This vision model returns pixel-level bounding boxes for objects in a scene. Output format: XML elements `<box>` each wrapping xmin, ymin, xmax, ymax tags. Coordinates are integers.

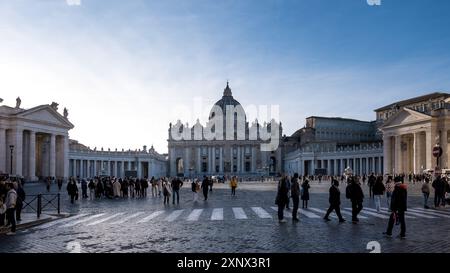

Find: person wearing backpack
<box><xmin>346</xmin><ymin>176</ymin><xmax>364</xmax><ymax>224</ymax></box>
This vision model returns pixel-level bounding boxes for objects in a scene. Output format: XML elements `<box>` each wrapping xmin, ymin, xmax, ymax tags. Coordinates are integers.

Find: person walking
<box><xmin>275</xmin><ymin>175</ymin><xmax>289</xmax><ymax>223</ymax></box>
<box><xmin>67</xmin><ymin>179</ymin><xmax>79</xmax><ymax>204</ymax></box>
<box><xmin>5</xmin><ymin>183</ymin><xmax>17</xmax><ymax>235</ymax></box>
<box><xmin>230</xmin><ymin>176</ymin><xmax>238</xmax><ymax>196</ymax></box>
<box><xmin>162</xmin><ymin>181</ymin><xmax>171</xmax><ymax>205</ymax></box>
<box><xmin>57</xmin><ymin>178</ymin><xmax>63</xmax><ymax>192</ymax></box>
<box><xmin>432</xmin><ymin>175</ymin><xmax>445</xmax><ymax>208</ymax></box>
<box><xmin>171</xmin><ymin>177</ymin><xmax>183</xmax><ymax>205</ymax></box>
<box><xmin>201</xmin><ymin>176</ymin><xmax>209</xmax><ymax>201</ymax></box>
<box><xmin>15</xmin><ymin>182</ymin><xmax>25</xmax><ymax>222</ymax></box>
<box><xmin>81</xmin><ymin>179</ymin><xmax>88</xmax><ymax>199</ymax></box>
<box><xmin>209</xmin><ymin>177</ymin><xmax>213</xmax><ymax>192</ymax></box>
<box><xmin>384</xmin><ymin>180</ymin><xmax>407</xmax><ymax>239</ymax></box>
<box><xmin>151</xmin><ymin>177</ymin><xmax>157</xmax><ymax>197</ymax></box>
<box><xmin>290</xmin><ymin>173</ymin><xmax>301</xmax><ymax>222</ymax></box>
<box><xmin>46</xmin><ymin>177</ymin><xmax>51</xmax><ymax>193</ymax></box>
<box><xmin>346</xmin><ymin>176</ymin><xmax>364</xmax><ymax>224</ymax></box>
<box><xmin>191</xmin><ymin>179</ymin><xmax>199</xmax><ymax>202</ymax></box>
<box><xmin>373</xmin><ymin>176</ymin><xmax>386</xmax><ymax>212</ymax></box>
<box><xmin>157</xmin><ymin>178</ymin><xmax>162</xmax><ymax>196</ymax></box>
<box><xmin>324</xmin><ymin>179</ymin><xmax>345</xmax><ymax>223</ymax></box>
<box><xmin>88</xmin><ymin>179</ymin><xmax>95</xmax><ymax>200</ymax></box>
<box><xmin>113</xmin><ymin>179</ymin><xmax>121</xmax><ymax>198</ymax></box>
<box><xmin>285</xmin><ymin>176</ymin><xmax>291</xmax><ymax>210</ymax></box>
<box><xmin>422</xmin><ymin>179</ymin><xmax>431</xmax><ymax>209</ymax></box>
<box><xmin>301</xmin><ymin>179</ymin><xmax>310</xmax><ymax>209</ymax></box>
<box><xmin>368</xmin><ymin>173</ymin><xmax>376</xmax><ymax>199</ymax></box>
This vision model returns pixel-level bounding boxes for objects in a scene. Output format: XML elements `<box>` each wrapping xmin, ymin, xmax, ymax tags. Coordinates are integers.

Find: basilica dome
<box><xmin>209</xmin><ymin>82</ymin><xmax>243</xmax><ymax>120</ymax></box>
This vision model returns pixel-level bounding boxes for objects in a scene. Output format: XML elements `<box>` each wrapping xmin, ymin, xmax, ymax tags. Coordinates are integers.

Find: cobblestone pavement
<box><xmin>1</xmin><ymin>180</ymin><xmax>449</xmax><ymax>253</ymax></box>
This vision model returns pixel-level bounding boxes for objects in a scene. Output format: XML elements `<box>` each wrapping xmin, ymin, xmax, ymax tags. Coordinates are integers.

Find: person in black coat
<box><xmin>201</xmin><ymin>176</ymin><xmax>210</xmax><ymax>201</ymax></box>
<box><xmin>276</xmin><ymin>175</ymin><xmax>289</xmax><ymax>223</ymax></box>
<box><xmin>368</xmin><ymin>173</ymin><xmax>376</xmax><ymax>199</ymax></box>
<box><xmin>384</xmin><ymin>182</ymin><xmax>407</xmax><ymax>238</ymax></box>
<box><xmin>346</xmin><ymin>176</ymin><xmax>364</xmax><ymax>223</ymax></box>
<box><xmin>67</xmin><ymin>179</ymin><xmax>79</xmax><ymax>204</ymax></box>
<box><xmin>301</xmin><ymin>179</ymin><xmax>310</xmax><ymax>209</ymax></box>
<box><xmin>171</xmin><ymin>177</ymin><xmax>184</xmax><ymax>205</ymax></box>
<box><xmin>324</xmin><ymin>179</ymin><xmax>345</xmax><ymax>222</ymax></box>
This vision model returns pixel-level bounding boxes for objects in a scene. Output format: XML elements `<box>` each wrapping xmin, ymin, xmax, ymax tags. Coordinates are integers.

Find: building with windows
<box><xmin>167</xmin><ymin>83</ymin><xmax>283</xmax><ymax>177</ymax></box>
<box><xmin>377</xmin><ymin>92</ymin><xmax>450</xmax><ymax>174</ymax></box>
<box><xmin>0</xmin><ymin>98</ymin><xmax>167</xmax><ymax>181</ymax></box>
<box><xmin>283</xmin><ymin>116</ymin><xmax>383</xmax><ymax>176</ymax></box>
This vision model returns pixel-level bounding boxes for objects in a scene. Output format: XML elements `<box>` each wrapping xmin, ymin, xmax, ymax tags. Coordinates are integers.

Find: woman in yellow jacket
<box><xmin>230</xmin><ymin>176</ymin><xmax>238</xmax><ymax>196</ymax></box>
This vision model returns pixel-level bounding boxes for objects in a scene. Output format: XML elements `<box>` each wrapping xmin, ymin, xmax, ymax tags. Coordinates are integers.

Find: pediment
<box><xmin>381</xmin><ymin>108</ymin><xmax>431</xmax><ymax>129</ymax></box>
<box><xmin>16</xmin><ymin>105</ymin><xmax>74</xmax><ymax>129</ymax></box>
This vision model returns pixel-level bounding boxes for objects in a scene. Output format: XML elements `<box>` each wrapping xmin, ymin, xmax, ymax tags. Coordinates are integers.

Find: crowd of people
<box><xmin>0</xmin><ymin>176</ymin><xmax>26</xmax><ymax>235</ymax></box>
<box><xmin>275</xmin><ymin>171</ymin><xmax>450</xmax><ymax>239</ymax></box>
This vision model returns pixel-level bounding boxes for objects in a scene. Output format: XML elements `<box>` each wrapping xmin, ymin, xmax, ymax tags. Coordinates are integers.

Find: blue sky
<box><xmin>1</xmin><ymin>0</ymin><xmax>450</xmax><ymax>153</ymax></box>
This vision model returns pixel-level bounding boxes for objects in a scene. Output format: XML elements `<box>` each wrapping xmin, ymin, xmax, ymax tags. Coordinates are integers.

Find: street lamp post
<box><xmin>9</xmin><ymin>145</ymin><xmax>14</xmax><ymax>175</ymax></box>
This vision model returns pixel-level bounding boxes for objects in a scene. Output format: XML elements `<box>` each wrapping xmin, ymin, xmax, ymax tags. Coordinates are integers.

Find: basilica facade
<box><xmin>167</xmin><ymin>83</ymin><xmax>283</xmax><ymax>178</ymax></box>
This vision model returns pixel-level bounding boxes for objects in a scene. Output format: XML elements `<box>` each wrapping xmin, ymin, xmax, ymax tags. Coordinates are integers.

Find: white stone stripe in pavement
<box><xmin>299</xmin><ymin>209</ymin><xmax>321</xmax><ymax>218</ymax></box>
<box><xmin>309</xmin><ymin>207</ymin><xmax>367</xmax><ymax>219</ymax></box>
<box><xmin>35</xmin><ymin>213</ymin><xmax>90</xmax><ymax>229</ymax></box>
<box><xmin>137</xmin><ymin>211</ymin><xmax>165</xmax><ymax>223</ymax></box>
<box><xmin>211</xmin><ymin>208</ymin><xmax>224</xmax><ymax>220</ymax></box>
<box><xmin>165</xmin><ymin>210</ymin><xmax>184</xmax><ymax>222</ymax></box>
<box><xmin>61</xmin><ymin>213</ymin><xmax>107</xmax><ymax>227</ymax></box>
<box><xmin>308</xmin><ymin>208</ymin><xmax>339</xmax><ymax>219</ymax></box>
<box><xmin>413</xmin><ymin>207</ymin><xmax>450</xmax><ymax>215</ymax></box>
<box><xmin>410</xmin><ymin>208</ymin><xmax>450</xmax><ymax>218</ymax></box>
<box><xmin>379</xmin><ymin>208</ymin><xmax>435</xmax><ymax>219</ymax></box>
<box><xmin>365</xmin><ymin>208</ymin><xmax>415</xmax><ymax>219</ymax></box>
<box><xmin>251</xmin><ymin>207</ymin><xmax>272</xmax><ymax>219</ymax></box>
<box><xmin>110</xmin><ymin>212</ymin><xmax>145</xmax><ymax>224</ymax></box>
<box><xmin>271</xmin><ymin>207</ymin><xmax>292</xmax><ymax>218</ymax></box>
<box><xmin>86</xmin><ymin>213</ymin><xmax>125</xmax><ymax>226</ymax></box>
<box><xmin>343</xmin><ymin>208</ymin><xmax>389</xmax><ymax>219</ymax></box>
<box><xmin>232</xmin><ymin>207</ymin><xmax>248</xmax><ymax>219</ymax></box>
<box><xmin>187</xmin><ymin>209</ymin><xmax>204</xmax><ymax>221</ymax></box>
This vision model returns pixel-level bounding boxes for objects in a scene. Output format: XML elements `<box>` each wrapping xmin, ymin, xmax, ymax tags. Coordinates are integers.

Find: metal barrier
<box><xmin>22</xmin><ymin>193</ymin><xmax>61</xmax><ymax>218</ymax></box>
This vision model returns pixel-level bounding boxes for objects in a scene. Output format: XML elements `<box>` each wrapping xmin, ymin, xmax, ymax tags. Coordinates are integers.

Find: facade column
<box><xmin>236</xmin><ymin>147</ymin><xmax>240</xmax><ymax>174</ymax></box>
<box><xmin>219</xmin><ymin>147</ymin><xmax>224</xmax><ymax>174</ymax></box>
<box><xmin>230</xmin><ymin>147</ymin><xmax>234</xmax><ymax>173</ymax></box>
<box><xmin>196</xmin><ymin>147</ymin><xmax>201</xmax><ymax>174</ymax></box>
<box><xmin>87</xmin><ymin>160</ymin><xmax>91</xmax><ymax>178</ymax></box>
<box><xmin>383</xmin><ymin>135</ymin><xmax>392</xmax><ymax>174</ymax></box>
<box><xmin>0</xmin><ymin>128</ymin><xmax>6</xmax><ymax>173</ymax></box>
<box><xmin>441</xmin><ymin>130</ymin><xmax>448</xmax><ymax>169</ymax></box>
<box><xmin>184</xmin><ymin>147</ymin><xmax>190</xmax><ymax>177</ymax></box>
<box><xmin>120</xmin><ymin>161</ymin><xmax>124</xmax><ymax>178</ymax></box>
<box><xmin>251</xmin><ymin>146</ymin><xmax>256</xmax><ymax>173</ymax></box>
<box><xmin>395</xmin><ymin>135</ymin><xmax>402</xmax><ymax>174</ymax></box>
<box><xmin>137</xmin><ymin>160</ymin><xmax>141</xmax><ymax>178</ymax></box>
<box><xmin>28</xmin><ymin>131</ymin><xmax>37</xmax><ymax>181</ymax></box>
<box><xmin>212</xmin><ymin>147</ymin><xmax>216</xmax><ymax>174</ymax></box>
<box><xmin>49</xmin><ymin>134</ymin><xmax>56</xmax><ymax>177</ymax></box>
<box><xmin>372</xmin><ymin>157</ymin><xmax>376</xmax><ymax>175</ymax></box>
<box><xmin>12</xmin><ymin>129</ymin><xmax>23</xmax><ymax>176</ymax></box>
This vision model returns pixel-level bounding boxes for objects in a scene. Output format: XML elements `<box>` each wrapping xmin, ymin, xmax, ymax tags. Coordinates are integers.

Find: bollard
<box><xmin>37</xmin><ymin>194</ymin><xmax>42</xmax><ymax>218</ymax></box>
